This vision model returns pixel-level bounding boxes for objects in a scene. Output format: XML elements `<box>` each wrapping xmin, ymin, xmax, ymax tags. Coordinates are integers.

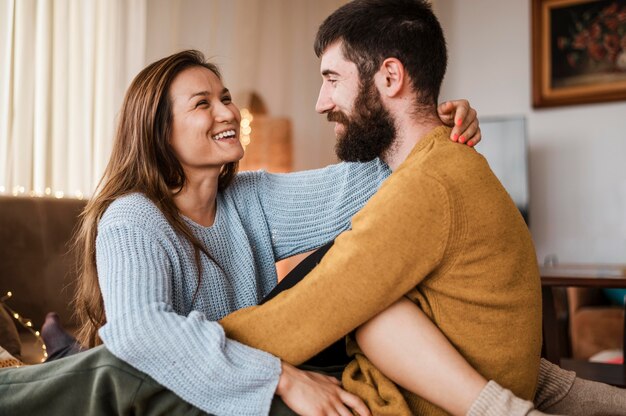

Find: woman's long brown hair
<box><xmin>73</xmin><ymin>50</ymin><xmax>238</xmax><ymax>348</ymax></box>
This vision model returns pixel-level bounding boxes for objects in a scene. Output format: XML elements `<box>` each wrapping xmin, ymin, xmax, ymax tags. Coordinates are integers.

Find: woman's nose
<box><xmin>214</xmin><ymin>102</ymin><xmax>236</xmax><ymax>123</ymax></box>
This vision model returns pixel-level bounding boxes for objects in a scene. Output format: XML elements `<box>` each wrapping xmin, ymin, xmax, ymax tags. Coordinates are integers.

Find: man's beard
<box><xmin>327</xmin><ymin>79</ymin><xmax>396</xmax><ymax>162</ymax></box>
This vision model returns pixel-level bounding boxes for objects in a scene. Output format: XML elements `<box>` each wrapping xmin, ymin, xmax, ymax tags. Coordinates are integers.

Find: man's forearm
<box><xmin>220</xmin><ymin>173</ymin><xmax>448</xmax><ymax>364</ymax></box>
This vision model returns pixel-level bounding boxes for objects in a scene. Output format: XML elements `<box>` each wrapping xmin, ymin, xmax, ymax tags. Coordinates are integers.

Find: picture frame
<box><xmin>531</xmin><ymin>0</ymin><xmax>626</xmax><ymax>108</ymax></box>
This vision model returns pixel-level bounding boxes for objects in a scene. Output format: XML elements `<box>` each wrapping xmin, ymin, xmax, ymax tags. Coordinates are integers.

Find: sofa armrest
<box><xmin>0</xmin><ymin>196</ymin><xmax>86</xmax><ymax>329</ymax></box>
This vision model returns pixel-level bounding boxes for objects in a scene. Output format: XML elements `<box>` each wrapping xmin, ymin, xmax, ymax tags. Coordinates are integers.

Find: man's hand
<box><xmin>437</xmin><ymin>99</ymin><xmax>481</xmax><ymax>147</ymax></box>
<box><xmin>276</xmin><ymin>361</ymin><xmax>371</xmax><ymax>416</ymax></box>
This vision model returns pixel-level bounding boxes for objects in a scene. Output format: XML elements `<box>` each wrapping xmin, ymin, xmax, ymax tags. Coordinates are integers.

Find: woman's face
<box><xmin>168</xmin><ymin>66</ymin><xmax>243</xmax><ymax>175</ymax></box>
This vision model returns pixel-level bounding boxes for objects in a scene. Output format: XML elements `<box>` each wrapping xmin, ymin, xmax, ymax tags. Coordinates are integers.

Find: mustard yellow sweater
<box><xmin>221</xmin><ymin>126</ymin><xmax>542</xmax><ymax>415</ymax></box>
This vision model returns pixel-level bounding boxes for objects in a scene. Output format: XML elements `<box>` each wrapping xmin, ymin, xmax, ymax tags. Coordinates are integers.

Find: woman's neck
<box><xmin>173</xmin><ymin>169</ymin><xmax>221</xmax><ymax>227</ymax></box>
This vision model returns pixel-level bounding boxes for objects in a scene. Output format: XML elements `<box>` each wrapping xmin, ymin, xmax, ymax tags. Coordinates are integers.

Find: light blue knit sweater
<box><xmin>96</xmin><ymin>160</ymin><xmax>390</xmax><ymax>416</ymax></box>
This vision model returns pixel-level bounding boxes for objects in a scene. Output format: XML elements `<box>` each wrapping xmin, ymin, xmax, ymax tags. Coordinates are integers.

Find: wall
<box><xmin>434</xmin><ymin>0</ymin><xmax>626</xmax><ymax>263</ymax></box>
<box><xmin>145</xmin><ymin>0</ymin><xmax>346</xmax><ymax>171</ymax></box>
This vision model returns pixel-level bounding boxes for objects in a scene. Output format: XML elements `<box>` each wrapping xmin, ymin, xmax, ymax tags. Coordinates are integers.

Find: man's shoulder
<box><xmin>406</xmin><ymin>131</ymin><xmax>494</xmax><ymax>187</ymax></box>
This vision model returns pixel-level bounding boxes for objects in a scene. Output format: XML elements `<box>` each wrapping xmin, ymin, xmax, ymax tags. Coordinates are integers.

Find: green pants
<box><xmin>0</xmin><ymin>345</ymin><xmax>206</xmax><ymax>415</ymax></box>
<box><xmin>0</xmin><ymin>345</ymin><xmax>343</xmax><ymax>415</ymax></box>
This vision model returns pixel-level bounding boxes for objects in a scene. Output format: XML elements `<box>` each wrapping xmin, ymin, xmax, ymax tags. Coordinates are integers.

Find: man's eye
<box><xmin>222</xmin><ymin>96</ymin><xmax>232</xmax><ymax>104</ymax></box>
<box><xmin>196</xmin><ymin>100</ymin><xmax>209</xmax><ymax>108</ymax></box>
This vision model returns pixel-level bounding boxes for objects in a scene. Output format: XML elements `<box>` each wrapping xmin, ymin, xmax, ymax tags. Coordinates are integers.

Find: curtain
<box><xmin>0</xmin><ymin>0</ymin><xmax>146</xmax><ymax>198</ymax></box>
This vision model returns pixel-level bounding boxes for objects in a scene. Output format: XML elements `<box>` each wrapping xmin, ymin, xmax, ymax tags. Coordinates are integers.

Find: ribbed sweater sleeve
<box><xmin>233</xmin><ymin>159</ymin><xmax>391</xmax><ymax>260</ymax></box>
<box><xmin>96</xmin><ymin>215</ymin><xmax>281</xmax><ymax>416</ymax></box>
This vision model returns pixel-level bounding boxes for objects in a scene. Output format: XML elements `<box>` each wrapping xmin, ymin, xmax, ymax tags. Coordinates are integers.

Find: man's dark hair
<box><xmin>314</xmin><ymin>0</ymin><xmax>447</xmax><ymax>108</ymax></box>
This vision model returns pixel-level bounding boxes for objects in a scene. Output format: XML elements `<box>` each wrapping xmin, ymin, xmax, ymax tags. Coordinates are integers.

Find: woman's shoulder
<box><xmin>100</xmin><ymin>193</ymin><xmax>170</xmax><ymax>230</ymax></box>
<box><xmin>227</xmin><ymin>170</ymin><xmax>262</xmax><ymax>190</ymax></box>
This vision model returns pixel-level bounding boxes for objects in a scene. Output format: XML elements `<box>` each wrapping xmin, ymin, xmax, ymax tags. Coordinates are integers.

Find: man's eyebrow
<box><xmin>321</xmin><ymin>69</ymin><xmax>340</xmax><ymax>77</ymax></box>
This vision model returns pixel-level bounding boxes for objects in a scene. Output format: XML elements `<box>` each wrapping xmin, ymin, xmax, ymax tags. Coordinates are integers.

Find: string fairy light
<box><xmin>240</xmin><ymin>108</ymin><xmax>254</xmax><ymax>149</ymax></box>
<box><xmin>0</xmin><ymin>185</ymin><xmax>86</xmax><ymax>200</ymax></box>
<box><xmin>0</xmin><ymin>291</ymin><xmax>47</xmax><ymax>362</ymax></box>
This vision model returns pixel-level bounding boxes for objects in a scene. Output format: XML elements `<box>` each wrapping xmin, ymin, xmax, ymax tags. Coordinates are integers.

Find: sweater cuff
<box><xmin>533</xmin><ymin>358</ymin><xmax>576</xmax><ymax>410</ymax></box>
<box><xmin>467</xmin><ymin>380</ymin><xmax>534</xmax><ymax>416</ymax></box>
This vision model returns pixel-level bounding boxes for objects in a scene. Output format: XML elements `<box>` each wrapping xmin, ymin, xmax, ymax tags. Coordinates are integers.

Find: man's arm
<box><xmin>220</xmin><ymin>167</ymin><xmax>451</xmax><ymax>364</ymax></box>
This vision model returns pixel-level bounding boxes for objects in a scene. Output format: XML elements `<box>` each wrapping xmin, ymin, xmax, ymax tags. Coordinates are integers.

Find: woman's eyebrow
<box><xmin>189</xmin><ymin>88</ymin><xmax>229</xmax><ymax>100</ymax></box>
<box><xmin>189</xmin><ymin>91</ymin><xmax>209</xmax><ymax>100</ymax></box>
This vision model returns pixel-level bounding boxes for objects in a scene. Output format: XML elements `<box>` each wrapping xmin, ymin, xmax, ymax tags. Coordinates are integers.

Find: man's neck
<box><xmin>383</xmin><ymin>116</ymin><xmax>443</xmax><ymax>171</ymax></box>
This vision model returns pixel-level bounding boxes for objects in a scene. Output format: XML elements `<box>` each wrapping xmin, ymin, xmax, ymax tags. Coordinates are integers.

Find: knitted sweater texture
<box><xmin>221</xmin><ymin>126</ymin><xmax>543</xmax><ymax>415</ymax></box>
<box><xmin>96</xmin><ymin>160</ymin><xmax>390</xmax><ymax>416</ymax></box>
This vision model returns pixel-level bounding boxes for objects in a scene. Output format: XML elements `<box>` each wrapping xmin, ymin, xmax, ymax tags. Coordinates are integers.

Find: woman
<box><xmin>0</xmin><ymin>50</ymin><xmax>588</xmax><ymax>416</ymax></box>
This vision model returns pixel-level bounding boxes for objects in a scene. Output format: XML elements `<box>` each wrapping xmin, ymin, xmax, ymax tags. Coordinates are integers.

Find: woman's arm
<box><xmin>96</xmin><ymin>221</ymin><xmax>281</xmax><ymax>416</ymax></box>
<box><xmin>237</xmin><ymin>159</ymin><xmax>390</xmax><ymax>260</ymax></box>
<box><xmin>96</xmin><ymin>197</ymin><xmax>369</xmax><ymax>416</ymax></box>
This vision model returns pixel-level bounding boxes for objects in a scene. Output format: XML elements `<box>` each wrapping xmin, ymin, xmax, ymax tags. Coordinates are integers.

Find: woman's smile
<box><xmin>211</xmin><ymin>129</ymin><xmax>237</xmax><ymax>141</ymax></box>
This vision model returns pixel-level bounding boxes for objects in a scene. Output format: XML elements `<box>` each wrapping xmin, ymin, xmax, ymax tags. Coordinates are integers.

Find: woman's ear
<box><xmin>375</xmin><ymin>58</ymin><xmax>405</xmax><ymax>97</ymax></box>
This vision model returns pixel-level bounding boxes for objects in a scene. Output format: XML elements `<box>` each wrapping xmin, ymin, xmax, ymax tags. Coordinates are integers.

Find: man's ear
<box><xmin>375</xmin><ymin>58</ymin><xmax>405</xmax><ymax>97</ymax></box>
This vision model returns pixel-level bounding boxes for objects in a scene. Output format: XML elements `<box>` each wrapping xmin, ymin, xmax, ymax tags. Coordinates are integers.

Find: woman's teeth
<box><xmin>212</xmin><ymin>130</ymin><xmax>236</xmax><ymax>141</ymax></box>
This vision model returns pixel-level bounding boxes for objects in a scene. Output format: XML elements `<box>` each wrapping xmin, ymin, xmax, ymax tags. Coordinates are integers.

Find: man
<box><xmin>220</xmin><ymin>1</ymin><xmax>626</xmax><ymax>415</ymax></box>
<box><xmin>221</xmin><ymin>0</ymin><xmax>540</xmax><ymax>414</ymax></box>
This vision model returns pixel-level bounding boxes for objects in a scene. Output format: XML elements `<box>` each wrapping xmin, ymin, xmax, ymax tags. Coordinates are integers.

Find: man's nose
<box><xmin>315</xmin><ymin>85</ymin><xmax>333</xmax><ymax>114</ymax></box>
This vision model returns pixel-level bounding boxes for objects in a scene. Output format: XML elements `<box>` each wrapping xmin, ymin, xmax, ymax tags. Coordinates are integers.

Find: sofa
<box><xmin>0</xmin><ymin>196</ymin><xmax>86</xmax><ymax>363</ymax></box>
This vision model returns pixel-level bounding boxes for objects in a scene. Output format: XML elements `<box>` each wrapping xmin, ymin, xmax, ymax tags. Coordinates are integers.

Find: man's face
<box><xmin>315</xmin><ymin>42</ymin><xmax>396</xmax><ymax>162</ymax></box>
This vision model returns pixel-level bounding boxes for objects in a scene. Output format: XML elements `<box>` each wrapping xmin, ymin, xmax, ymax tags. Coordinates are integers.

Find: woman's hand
<box><xmin>276</xmin><ymin>361</ymin><xmax>371</xmax><ymax>416</ymax></box>
<box><xmin>437</xmin><ymin>99</ymin><xmax>481</xmax><ymax>147</ymax></box>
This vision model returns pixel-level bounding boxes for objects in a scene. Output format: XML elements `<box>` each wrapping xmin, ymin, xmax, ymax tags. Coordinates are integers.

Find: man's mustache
<box><xmin>327</xmin><ymin>111</ymin><xmax>349</xmax><ymax>124</ymax></box>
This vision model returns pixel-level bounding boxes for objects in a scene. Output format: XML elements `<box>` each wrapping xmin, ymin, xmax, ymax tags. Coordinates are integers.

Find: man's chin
<box><xmin>333</xmin><ymin>122</ymin><xmax>346</xmax><ymax>137</ymax></box>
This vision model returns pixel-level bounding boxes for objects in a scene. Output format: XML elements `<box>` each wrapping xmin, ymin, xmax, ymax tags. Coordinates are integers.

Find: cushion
<box><xmin>0</xmin><ymin>345</ymin><xmax>23</xmax><ymax>368</ymax></box>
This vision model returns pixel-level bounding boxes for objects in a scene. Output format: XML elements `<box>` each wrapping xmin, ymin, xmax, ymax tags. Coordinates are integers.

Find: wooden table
<box><xmin>541</xmin><ymin>264</ymin><xmax>626</xmax><ymax>287</ymax></box>
<box><xmin>540</xmin><ymin>264</ymin><xmax>626</xmax><ymax>386</ymax></box>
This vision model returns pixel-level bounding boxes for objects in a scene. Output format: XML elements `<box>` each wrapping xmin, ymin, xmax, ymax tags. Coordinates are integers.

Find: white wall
<box><xmin>434</xmin><ymin>0</ymin><xmax>626</xmax><ymax>263</ymax></box>
<box><xmin>146</xmin><ymin>0</ymin><xmax>346</xmax><ymax>171</ymax></box>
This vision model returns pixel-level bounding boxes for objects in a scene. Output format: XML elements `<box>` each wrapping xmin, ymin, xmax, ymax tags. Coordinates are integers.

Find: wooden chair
<box><xmin>542</xmin><ymin>281</ymin><xmax>626</xmax><ymax>387</ymax></box>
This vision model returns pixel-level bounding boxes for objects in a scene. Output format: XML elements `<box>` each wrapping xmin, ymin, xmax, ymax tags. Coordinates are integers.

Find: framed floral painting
<box><xmin>532</xmin><ymin>0</ymin><xmax>626</xmax><ymax>107</ymax></box>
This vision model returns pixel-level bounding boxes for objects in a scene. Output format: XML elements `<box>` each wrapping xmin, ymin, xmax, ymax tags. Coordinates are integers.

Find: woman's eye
<box><xmin>222</xmin><ymin>96</ymin><xmax>232</xmax><ymax>104</ymax></box>
<box><xmin>196</xmin><ymin>100</ymin><xmax>208</xmax><ymax>108</ymax></box>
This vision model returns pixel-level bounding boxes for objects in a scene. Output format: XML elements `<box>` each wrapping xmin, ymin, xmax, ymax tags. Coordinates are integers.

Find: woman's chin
<box><xmin>234</xmin><ymin>149</ymin><xmax>245</xmax><ymax>163</ymax></box>
<box><xmin>224</xmin><ymin>148</ymin><xmax>245</xmax><ymax>165</ymax></box>
<box><xmin>212</xmin><ymin>138</ymin><xmax>245</xmax><ymax>163</ymax></box>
